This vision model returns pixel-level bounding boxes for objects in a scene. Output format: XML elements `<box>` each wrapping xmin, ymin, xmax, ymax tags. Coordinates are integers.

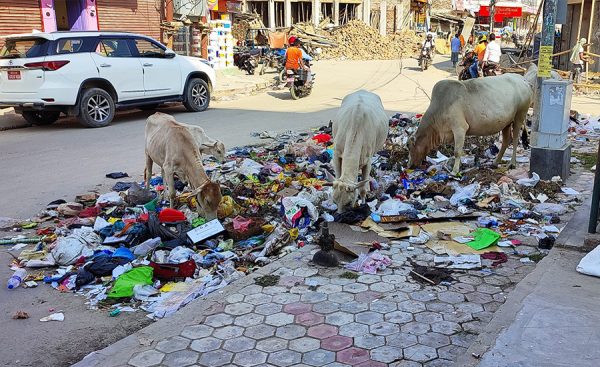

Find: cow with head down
<box><xmin>144</xmin><ymin>112</ymin><xmax>222</xmax><ymax>220</ymax></box>
<box><xmin>408</xmin><ymin>64</ymin><xmax>537</xmax><ymax>174</ymax></box>
<box><xmin>332</xmin><ymin>90</ymin><xmax>389</xmax><ymax>213</ymax></box>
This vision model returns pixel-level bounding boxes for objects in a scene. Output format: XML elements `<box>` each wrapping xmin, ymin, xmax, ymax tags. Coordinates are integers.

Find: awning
<box><xmin>479</xmin><ymin>5</ymin><xmax>523</xmax><ymax>21</ymax></box>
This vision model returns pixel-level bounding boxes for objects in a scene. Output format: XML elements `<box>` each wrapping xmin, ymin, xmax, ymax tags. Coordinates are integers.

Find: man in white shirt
<box><xmin>482</xmin><ymin>33</ymin><xmax>501</xmax><ymax>66</ymax></box>
<box><xmin>570</xmin><ymin>38</ymin><xmax>588</xmax><ymax>83</ymax></box>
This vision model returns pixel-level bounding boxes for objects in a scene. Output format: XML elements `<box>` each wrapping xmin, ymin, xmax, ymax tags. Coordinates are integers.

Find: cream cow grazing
<box><xmin>408</xmin><ymin>64</ymin><xmax>538</xmax><ymax>174</ymax></box>
<box><xmin>145</xmin><ymin>113</ymin><xmax>222</xmax><ymax>219</ymax></box>
<box><xmin>332</xmin><ymin>90</ymin><xmax>389</xmax><ymax>212</ymax></box>
<box><xmin>180</xmin><ymin>123</ymin><xmax>226</xmax><ymax>163</ymax></box>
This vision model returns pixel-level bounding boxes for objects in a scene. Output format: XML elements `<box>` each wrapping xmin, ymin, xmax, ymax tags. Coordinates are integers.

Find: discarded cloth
<box><xmin>466</xmin><ymin>228</ymin><xmax>500</xmax><ymax>250</ymax></box>
<box><xmin>51</xmin><ymin>227</ymin><xmax>101</xmax><ymax>265</ymax></box>
<box><xmin>345</xmin><ymin>251</ymin><xmax>392</xmax><ymax>274</ymax></box>
<box><xmin>112</xmin><ymin>182</ymin><xmax>135</xmax><ymax>192</ymax></box>
<box><xmin>106</xmin><ymin>172</ymin><xmax>129</xmax><ymax>179</ymax></box>
<box><xmin>334</xmin><ymin>204</ymin><xmax>370</xmax><ymax>224</ymax></box>
<box><xmin>481</xmin><ymin>252</ymin><xmax>508</xmax><ymax>267</ymax></box>
<box><xmin>108</xmin><ymin>266</ymin><xmax>153</xmax><ymax>298</ymax></box>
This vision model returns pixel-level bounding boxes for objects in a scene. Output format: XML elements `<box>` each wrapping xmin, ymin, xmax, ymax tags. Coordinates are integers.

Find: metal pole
<box><xmin>586</xmin><ymin>0</ymin><xmax>597</xmax><ymax>86</ymax></box>
<box><xmin>588</xmin><ymin>140</ymin><xmax>600</xmax><ymax>233</ymax></box>
<box><xmin>531</xmin><ymin>0</ymin><xmax>557</xmax><ymax>147</ymax></box>
<box><xmin>489</xmin><ymin>0</ymin><xmax>496</xmax><ymax>31</ymax></box>
<box><xmin>576</xmin><ymin>0</ymin><xmax>585</xmax><ymax>40</ymax></box>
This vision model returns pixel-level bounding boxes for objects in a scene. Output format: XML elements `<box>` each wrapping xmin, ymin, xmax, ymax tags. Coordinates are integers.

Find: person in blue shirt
<box><xmin>450</xmin><ymin>33</ymin><xmax>462</xmax><ymax>67</ymax></box>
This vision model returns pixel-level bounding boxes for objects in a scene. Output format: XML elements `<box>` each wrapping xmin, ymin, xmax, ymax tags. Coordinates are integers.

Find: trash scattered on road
<box><xmin>12</xmin><ymin>311</ymin><xmax>29</xmax><ymax>319</ymax></box>
<box><xmin>40</xmin><ymin>312</ymin><xmax>65</xmax><ymax>322</ymax></box>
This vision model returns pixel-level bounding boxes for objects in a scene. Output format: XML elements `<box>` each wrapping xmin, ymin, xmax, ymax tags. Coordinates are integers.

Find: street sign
<box><xmin>537</xmin><ymin>45</ymin><xmax>553</xmax><ymax>77</ymax></box>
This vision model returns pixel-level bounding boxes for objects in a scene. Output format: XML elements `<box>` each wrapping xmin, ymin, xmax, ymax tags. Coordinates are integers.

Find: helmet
<box><xmin>427</xmin><ymin>34</ymin><xmax>433</xmax><ymax>39</ymax></box>
<box><xmin>288</xmin><ymin>36</ymin><xmax>297</xmax><ymax>45</ymax></box>
<box><xmin>479</xmin><ymin>35</ymin><xmax>487</xmax><ymax>42</ymax></box>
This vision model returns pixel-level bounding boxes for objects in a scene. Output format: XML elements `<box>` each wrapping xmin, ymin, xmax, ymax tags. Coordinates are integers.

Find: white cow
<box><xmin>332</xmin><ymin>90</ymin><xmax>389</xmax><ymax>212</ymax></box>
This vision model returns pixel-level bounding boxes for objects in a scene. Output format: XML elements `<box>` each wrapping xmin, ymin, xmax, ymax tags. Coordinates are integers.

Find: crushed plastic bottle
<box><xmin>7</xmin><ymin>268</ymin><xmax>27</xmax><ymax>290</ymax></box>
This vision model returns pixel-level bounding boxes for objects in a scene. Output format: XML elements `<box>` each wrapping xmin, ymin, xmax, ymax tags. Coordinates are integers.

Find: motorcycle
<box><xmin>458</xmin><ymin>52</ymin><xmax>502</xmax><ymax>80</ymax></box>
<box><xmin>259</xmin><ymin>48</ymin><xmax>285</xmax><ymax>76</ymax></box>
<box><xmin>419</xmin><ymin>47</ymin><xmax>432</xmax><ymax>71</ymax></box>
<box><xmin>482</xmin><ymin>62</ymin><xmax>502</xmax><ymax>77</ymax></box>
<box><xmin>286</xmin><ymin>63</ymin><xmax>314</xmax><ymax>100</ymax></box>
<box><xmin>233</xmin><ymin>48</ymin><xmax>262</xmax><ymax>75</ymax></box>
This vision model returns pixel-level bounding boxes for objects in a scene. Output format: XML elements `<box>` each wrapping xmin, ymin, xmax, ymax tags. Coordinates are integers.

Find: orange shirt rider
<box><xmin>285</xmin><ymin>37</ymin><xmax>305</xmax><ymax>71</ymax></box>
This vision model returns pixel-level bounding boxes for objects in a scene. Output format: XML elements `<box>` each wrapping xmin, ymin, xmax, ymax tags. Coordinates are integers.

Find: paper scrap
<box><xmin>434</xmin><ymin>255</ymin><xmax>482</xmax><ymax>269</ymax></box>
<box><xmin>561</xmin><ymin>187</ymin><xmax>581</xmax><ymax>195</ymax></box>
<box><xmin>40</xmin><ymin>312</ymin><xmax>65</xmax><ymax>322</ymax></box>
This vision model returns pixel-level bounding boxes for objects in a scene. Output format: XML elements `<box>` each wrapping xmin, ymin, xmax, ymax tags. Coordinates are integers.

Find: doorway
<box><xmin>53</xmin><ymin>0</ymin><xmax>88</xmax><ymax>31</ymax></box>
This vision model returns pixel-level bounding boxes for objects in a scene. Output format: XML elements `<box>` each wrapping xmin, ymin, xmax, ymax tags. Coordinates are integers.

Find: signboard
<box><xmin>479</xmin><ymin>6</ymin><xmax>522</xmax><ymax>21</ymax></box>
<box><xmin>537</xmin><ymin>45</ymin><xmax>553</xmax><ymax>78</ymax></box>
<box><xmin>226</xmin><ymin>1</ymin><xmax>242</xmax><ymax>13</ymax></box>
<box><xmin>207</xmin><ymin>0</ymin><xmax>218</xmax><ymax>11</ymax></box>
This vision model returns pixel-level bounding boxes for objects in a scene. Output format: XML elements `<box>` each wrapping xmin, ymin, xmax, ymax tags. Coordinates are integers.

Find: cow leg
<box><xmin>164</xmin><ymin>166</ymin><xmax>176</xmax><ymax>208</ymax></box>
<box><xmin>144</xmin><ymin>154</ymin><xmax>153</xmax><ymax>189</ymax></box>
<box><xmin>495</xmin><ymin>125</ymin><xmax>512</xmax><ymax>166</ymax></box>
<box><xmin>510</xmin><ymin>110</ymin><xmax>528</xmax><ymax>168</ymax></box>
<box><xmin>451</xmin><ymin>126</ymin><xmax>468</xmax><ymax>174</ymax></box>
<box><xmin>333</xmin><ymin>156</ymin><xmax>342</xmax><ymax>178</ymax></box>
<box><xmin>359</xmin><ymin>164</ymin><xmax>371</xmax><ymax>203</ymax></box>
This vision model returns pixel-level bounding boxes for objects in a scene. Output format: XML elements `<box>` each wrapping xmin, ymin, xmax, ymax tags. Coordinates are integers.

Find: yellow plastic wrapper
<box><xmin>288</xmin><ymin>228</ymin><xmax>299</xmax><ymax>240</ymax></box>
<box><xmin>217</xmin><ymin>196</ymin><xmax>241</xmax><ymax>219</ymax></box>
<box><xmin>262</xmin><ymin>224</ymin><xmax>275</xmax><ymax>234</ymax></box>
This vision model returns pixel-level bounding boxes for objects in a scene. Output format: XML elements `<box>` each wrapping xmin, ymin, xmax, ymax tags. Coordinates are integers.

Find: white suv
<box><xmin>0</xmin><ymin>32</ymin><xmax>216</xmax><ymax>127</ymax></box>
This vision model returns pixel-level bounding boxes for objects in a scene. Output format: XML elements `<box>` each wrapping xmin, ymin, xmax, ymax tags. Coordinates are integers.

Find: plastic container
<box><xmin>7</xmin><ymin>268</ymin><xmax>27</xmax><ymax>289</ymax></box>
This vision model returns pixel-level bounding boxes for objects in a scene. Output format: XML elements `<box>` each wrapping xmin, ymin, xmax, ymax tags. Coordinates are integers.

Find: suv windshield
<box><xmin>0</xmin><ymin>38</ymin><xmax>49</xmax><ymax>59</ymax></box>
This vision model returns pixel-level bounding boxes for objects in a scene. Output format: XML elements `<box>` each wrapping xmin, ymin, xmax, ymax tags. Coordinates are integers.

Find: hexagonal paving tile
<box><xmin>354</xmin><ymin>334</ymin><xmax>386</xmax><ymax>350</ymax></box>
<box><xmin>355</xmin><ymin>291</ymin><xmax>383</xmax><ymax>303</ymax></box>
<box><xmin>423</xmin><ymin>358</ymin><xmax>455</xmax><ymax>367</ymax></box>
<box><xmin>276</xmin><ymin>324</ymin><xmax>307</xmax><ymax>340</ymax></box>
<box><xmin>234</xmin><ymin>312</ymin><xmax>265</xmax><ymax>327</ymax></box>
<box><xmin>325</xmin><ymin>312</ymin><xmax>354</xmax><ymax>326</ymax></box>
<box><xmin>418</xmin><ymin>332</ymin><xmax>451</xmax><ymax>348</ymax></box>
<box><xmin>393</xmin><ymin>361</ymin><xmax>422</xmax><ymax>367</ymax></box>
<box><xmin>256</xmin><ymin>337</ymin><xmax>288</xmax><ymax>353</ymax></box>
<box><xmin>244</xmin><ymin>324</ymin><xmax>277</xmax><ymax>340</ymax></box>
<box><xmin>431</xmin><ymin>320</ymin><xmax>461</xmax><ymax>335</ymax></box>
<box><xmin>266</xmin><ymin>312</ymin><xmax>295</xmax><ymax>327</ymax></box>
<box><xmin>128</xmin><ymin>350</ymin><xmax>165</xmax><ymax>367</ymax></box>
<box><xmin>264</xmin><ymin>286</ymin><xmax>289</xmax><ymax>295</ymax></box>
<box><xmin>198</xmin><ymin>350</ymin><xmax>233</xmax><ymax>366</ymax></box>
<box><xmin>255</xmin><ymin>303</ymin><xmax>284</xmax><ymax>315</ymax></box>
<box><xmin>455</xmin><ymin>302</ymin><xmax>485</xmax><ymax>314</ymax></box>
<box><xmin>213</xmin><ymin>325</ymin><xmax>244</xmax><ymax>339</ymax></box>
<box><xmin>155</xmin><ymin>336</ymin><xmax>190</xmax><ymax>353</ymax></box>
<box><xmin>462</xmin><ymin>320</ymin><xmax>485</xmax><ymax>334</ymax></box>
<box><xmin>240</xmin><ymin>284</ymin><xmax>264</xmax><ymax>295</ymax></box>
<box><xmin>162</xmin><ymin>350</ymin><xmax>198</xmax><ymax>367</ymax></box>
<box><xmin>370</xmin><ymin>322</ymin><xmax>400</xmax><ymax>336</ymax></box>
<box><xmin>483</xmin><ymin>275</ymin><xmax>510</xmax><ymax>286</ymax></box>
<box><xmin>308</xmin><ymin>324</ymin><xmax>338</xmax><ymax>339</ymax></box>
<box><xmin>357</xmin><ymin>274</ymin><xmax>381</xmax><ymax>284</ymax></box>
<box><xmin>313</xmin><ymin>301</ymin><xmax>341</xmax><ymax>314</ymax></box>
<box><xmin>438</xmin><ymin>344</ymin><xmax>467</xmax><ymax>360</ymax></box>
<box><xmin>268</xmin><ymin>350</ymin><xmax>302</xmax><ymax>367</ymax></box>
<box><xmin>384</xmin><ymin>310</ymin><xmax>413</xmax><ymax>324</ymax></box>
<box><xmin>233</xmin><ymin>349</ymin><xmax>268</xmax><ymax>366</ymax></box>
<box><xmin>224</xmin><ymin>302</ymin><xmax>254</xmax><ymax>316</ymax></box>
<box><xmin>290</xmin><ymin>337</ymin><xmax>321</xmax><ymax>353</ymax></box>
<box><xmin>369</xmin><ymin>282</ymin><xmax>395</xmax><ymax>293</ymax></box>
<box><xmin>340</xmin><ymin>301</ymin><xmax>369</xmax><ymax>314</ymax></box>
<box><xmin>321</xmin><ymin>335</ymin><xmax>353</xmax><ymax>351</ymax></box>
<box><xmin>336</xmin><ymin>347</ymin><xmax>370</xmax><ymax>365</ymax></box>
<box><xmin>180</xmin><ymin>324</ymin><xmax>214</xmax><ymax>339</ymax></box>
<box><xmin>458</xmin><ymin>275</ymin><xmax>483</xmax><ymax>286</ymax></box>
<box><xmin>403</xmin><ymin>344</ymin><xmax>438</xmax><ymax>363</ymax></box>
<box><xmin>296</xmin><ymin>312</ymin><xmax>325</xmax><ymax>326</ymax></box>
<box><xmin>343</xmin><ymin>283</ymin><xmax>369</xmax><ymax>294</ymax></box>
<box><xmin>410</xmin><ymin>290</ymin><xmax>437</xmax><ymax>302</ymax></box>
<box><xmin>386</xmin><ymin>333</ymin><xmax>418</xmax><ymax>348</ymax></box>
<box><xmin>339</xmin><ymin>322</ymin><xmax>370</xmax><ymax>338</ymax></box>
<box><xmin>245</xmin><ymin>293</ymin><xmax>274</xmax><ymax>305</ymax></box>
<box><xmin>443</xmin><ymin>311</ymin><xmax>474</xmax><ymax>323</ymax></box>
<box><xmin>450</xmin><ymin>332</ymin><xmax>478</xmax><ymax>348</ymax></box>
<box><xmin>190</xmin><ymin>337</ymin><xmax>221</xmax><ymax>352</ymax></box>
<box><xmin>426</xmin><ymin>302</ymin><xmax>455</xmax><ymax>314</ymax></box>
<box><xmin>465</xmin><ymin>292</ymin><xmax>494</xmax><ymax>304</ymax></box>
<box><xmin>415</xmin><ymin>311</ymin><xmax>443</xmax><ymax>324</ymax></box>
<box><xmin>226</xmin><ymin>293</ymin><xmax>245</xmax><ymax>303</ymax></box>
<box><xmin>474</xmin><ymin>311</ymin><xmax>495</xmax><ymax>323</ymax></box>
<box><xmin>452</xmin><ymin>283</ymin><xmax>476</xmax><ymax>293</ymax></box>
<box><xmin>398</xmin><ymin>300</ymin><xmax>426</xmax><ymax>313</ymax></box>
<box><xmin>301</xmin><ymin>292</ymin><xmax>329</xmax><ymax>304</ymax></box>
<box><xmin>319</xmin><ymin>284</ymin><xmax>344</xmax><ymax>294</ymax></box>
<box><xmin>381</xmin><ymin>274</ymin><xmax>405</xmax><ymax>284</ymax></box>
<box><xmin>272</xmin><ymin>293</ymin><xmax>301</xmax><ymax>305</ymax></box>
<box><xmin>437</xmin><ymin>291</ymin><xmax>465</xmax><ymax>304</ymax></box>
<box><xmin>355</xmin><ymin>311</ymin><xmax>384</xmax><ymax>325</ymax></box>
<box><xmin>204</xmin><ymin>313</ymin><xmax>234</xmax><ymax>328</ymax></box>
<box><xmin>384</xmin><ymin>292</ymin><xmax>410</xmax><ymax>303</ymax></box>
<box><xmin>369</xmin><ymin>301</ymin><xmax>397</xmax><ymax>314</ymax></box>
<box><xmin>294</xmin><ymin>268</ymin><xmax>319</xmax><ymax>277</ymax></box>
<box><xmin>284</xmin><ymin>302</ymin><xmax>313</xmax><ymax>315</ymax></box>
<box><xmin>355</xmin><ymin>361</ymin><xmax>387</xmax><ymax>367</ymax></box>
<box><xmin>401</xmin><ymin>322</ymin><xmax>431</xmax><ymax>335</ymax></box>
<box><xmin>279</xmin><ymin>275</ymin><xmax>304</xmax><ymax>287</ymax></box>
<box><xmin>327</xmin><ymin>292</ymin><xmax>355</xmax><ymax>303</ymax></box>
<box><xmin>223</xmin><ymin>336</ymin><xmax>256</xmax><ymax>352</ymax></box>
<box><xmin>370</xmin><ymin>346</ymin><xmax>403</xmax><ymax>363</ymax></box>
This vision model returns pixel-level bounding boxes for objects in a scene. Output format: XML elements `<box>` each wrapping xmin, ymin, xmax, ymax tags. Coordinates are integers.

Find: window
<box><xmin>55</xmin><ymin>38</ymin><xmax>84</xmax><ymax>54</ymax></box>
<box><xmin>96</xmin><ymin>39</ymin><xmax>133</xmax><ymax>57</ymax></box>
<box><xmin>132</xmin><ymin>39</ymin><xmax>166</xmax><ymax>58</ymax></box>
<box><xmin>0</xmin><ymin>38</ymin><xmax>49</xmax><ymax>59</ymax></box>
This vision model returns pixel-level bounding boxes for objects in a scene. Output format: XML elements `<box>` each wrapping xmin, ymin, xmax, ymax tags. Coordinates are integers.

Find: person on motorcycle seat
<box><xmin>469</xmin><ymin>35</ymin><xmax>487</xmax><ymax>78</ymax></box>
<box><xmin>482</xmin><ymin>33</ymin><xmax>501</xmax><ymax>71</ymax></box>
<box><xmin>285</xmin><ymin>37</ymin><xmax>311</xmax><ymax>85</ymax></box>
<box><xmin>422</xmin><ymin>34</ymin><xmax>435</xmax><ymax>53</ymax></box>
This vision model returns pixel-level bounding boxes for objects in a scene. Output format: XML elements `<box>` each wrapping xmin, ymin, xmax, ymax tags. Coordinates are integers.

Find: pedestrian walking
<box><xmin>451</xmin><ymin>33</ymin><xmax>461</xmax><ymax>67</ymax></box>
<box><xmin>570</xmin><ymin>38</ymin><xmax>588</xmax><ymax>84</ymax></box>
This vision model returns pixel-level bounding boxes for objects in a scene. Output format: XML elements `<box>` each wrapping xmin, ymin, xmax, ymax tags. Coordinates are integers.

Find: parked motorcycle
<box><xmin>286</xmin><ymin>64</ymin><xmax>314</xmax><ymax>100</ymax></box>
<box><xmin>419</xmin><ymin>47</ymin><xmax>432</xmax><ymax>71</ymax></box>
<box><xmin>233</xmin><ymin>48</ymin><xmax>262</xmax><ymax>75</ymax></box>
<box><xmin>259</xmin><ymin>48</ymin><xmax>284</xmax><ymax>76</ymax></box>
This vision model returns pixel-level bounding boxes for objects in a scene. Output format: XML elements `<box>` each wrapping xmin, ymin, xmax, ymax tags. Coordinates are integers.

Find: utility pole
<box><xmin>489</xmin><ymin>0</ymin><xmax>496</xmax><ymax>32</ymax></box>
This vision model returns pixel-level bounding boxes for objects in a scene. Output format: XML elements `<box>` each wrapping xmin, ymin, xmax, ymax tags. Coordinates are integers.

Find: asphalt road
<box><xmin>0</xmin><ymin>58</ymin><xmax>451</xmax><ymax>367</ymax></box>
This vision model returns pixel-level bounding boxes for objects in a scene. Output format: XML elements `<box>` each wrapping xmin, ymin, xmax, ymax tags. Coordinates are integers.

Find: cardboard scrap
<box><xmin>421</xmin><ymin>222</ymin><xmax>501</xmax><ymax>256</ymax></box>
<box><xmin>329</xmin><ymin>222</ymin><xmax>387</xmax><ymax>257</ymax></box>
<box><xmin>361</xmin><ymin>217</ymin><xmax>418</xmax><ymax>239</ymax></box>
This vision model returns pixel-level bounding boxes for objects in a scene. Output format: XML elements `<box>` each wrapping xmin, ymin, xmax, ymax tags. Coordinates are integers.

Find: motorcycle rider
<box><xmin>482</xmin><ymin>33</ymin><xmax>501</xmax><ymax>74</ymax></box>
<box><xmin>421</xmin><ymin>34</ymin><xmax>435</xmax><ymax>66</ymax></box>
<box><xmin>469</xmin><ymin>35</ymin><xmax>488</xmax><ymax>78</ymax></box>
<box><xmin>285</xmin><ymin>37</ymin><xmax>311</xmax><ymax>85</ymax></box>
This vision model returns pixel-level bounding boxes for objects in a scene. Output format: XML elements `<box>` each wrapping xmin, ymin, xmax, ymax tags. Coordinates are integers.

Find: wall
<box><xmin>0</xmin><ymin>0</ymin><xmax>43</xmax><ymax>46</ymax></box>
<box><xmin>97</xmin><ymin>0</ymin><xmax>161</xmax><ymax>40</ymax></box>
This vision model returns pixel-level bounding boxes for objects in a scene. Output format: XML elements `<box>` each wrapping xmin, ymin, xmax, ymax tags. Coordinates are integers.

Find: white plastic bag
<box><xmin>516</xmin><ymin>172</ymin><xmax>540</xmax><ymax>187</ymax></box>
<box><xmin>533</xmin><ymin>203</ymin><xmax>567</xmax><ymax>216</ymax></box>
<box><xmin>238</xmin><ymin>159</ymin><xmax>263</xmax><ymax>176</ymax></box>
<box><xmin>450</xmin><ymin>183</ymin><xmax>480</xmax><ymax>206</ymax></box>
<box><xmin>376</xmin><ymin>199</ymin><xmax>414</xmax><ymax>216</ymax></box>
<box><xmin>576</xmin><ymin>245</ymin><xmax>600</xmax><ymax>277</ymax></box>
<box><xmin>132</xmin><ymin>237</ymin><xmax>162</xmax><ymax>257</ymax></box>
<box><xmin>96</xmin><ymin>191</ymin><xmax>124</xmax><ymax>206</ymax></box>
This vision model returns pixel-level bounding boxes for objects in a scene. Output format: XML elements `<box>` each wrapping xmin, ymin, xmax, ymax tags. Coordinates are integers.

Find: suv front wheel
<box><xmin>22</xmin><ymin>111</ymin><xmax>61</xmax><ymax>126</ymax></box>
<box><xmin>183</xmin><ymin>78</ymin><xmax>210</xmax><ymax>112</ymax></box>
<box><xmin>78</xmin><ymin>88</ymin><xmax>115</xmax><ymax>128</ymax></box>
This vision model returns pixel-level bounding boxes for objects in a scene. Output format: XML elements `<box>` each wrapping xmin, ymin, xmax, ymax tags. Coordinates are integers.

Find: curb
<box><xmin>0</xmin><ymin>109</ymin><xmax>31</xmax><ymax>131</ymax></box>
<box><xmin>212</xmin><ymin>81</ymin><xmax>275</xmax><ymax>101</ymax></box>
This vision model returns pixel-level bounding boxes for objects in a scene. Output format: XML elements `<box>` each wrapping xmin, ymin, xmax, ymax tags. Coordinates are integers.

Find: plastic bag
<box><xmin>533</xmin><ymin>203</ymin><xmax>567</xmax><ymax>216</ymax></box>
<box><xmin>96</xmin><ymin>191</ymin><xmax>124</xmax><ymax>206</ymax></box>
<box><xmin>576</xmin><ymin>245</ymin><xmax>600</xmax><ymax>277</ymax></box>
<box><xmin>516</xmin><ymin>172</ymin><xmax>540</xmax><ymax>187</ymax></box>
<box><xmin>132</xmin><ymin>237</ymin><xmax>162</xmax><ymax>257</ymax></box>
<box><xmin>51</xmin><ymin>227</ymin><xmax>101</xmax><ymax>266</ymax></box>
<box><xmin>450</xmin><ymin>183</ymin><xmax>480</xmax><ymax>206</ymax></box>
<box><xmin>281</xmin><ymin>197</ymin><xmax>318</xmax><ymax>228</ymax></box>
<box><xmin>376</xmin><ymin>200</ymin><xmax>414</xmax><ymax>216</ymax></box>
<box><xmin>108</xmin><ymin>266</ymin><xmax>153</xmax><ymax>298</ymax></box>
<box><xmin>238</xmin><ymin>159</ymin><xmax>264</xmax><ymax>176</ymax></box>
<box><xmin>167</xmin><ymin>246</ymin><xmax>196</xmax><ymax>264</ymax></box>
<box><xmin>133</xmin><ymin>284</ymin><xmax>159</xmax><ymax>300</ymax></box>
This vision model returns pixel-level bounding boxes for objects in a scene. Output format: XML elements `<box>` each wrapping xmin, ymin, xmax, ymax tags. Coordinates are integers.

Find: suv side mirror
<box><xmin>164</xmin><ymin>51</ymin><xmax>176</xmax><ymax>59</ymax></box>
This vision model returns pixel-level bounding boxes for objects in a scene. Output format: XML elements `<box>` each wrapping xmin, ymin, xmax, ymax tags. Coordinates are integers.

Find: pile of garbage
<box><xmin>320</xmin><ymin>20</ymin><xmax>421</xmax><ymax>60</ymax></box>
<box><xmin>2</xmin><ymin>112</ymin><xmax>588</xmax><ymax>321</ymax></box>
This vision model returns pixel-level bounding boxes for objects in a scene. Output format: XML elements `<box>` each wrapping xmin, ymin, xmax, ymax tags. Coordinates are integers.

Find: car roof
<box><xmin>1</xmin><ymin>31</ymin><xmax>152</xmax><ymax>40</ymax></box>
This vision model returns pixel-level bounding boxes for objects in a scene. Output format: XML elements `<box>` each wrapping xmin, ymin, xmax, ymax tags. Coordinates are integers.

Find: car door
<box><xmin>90</xmin><ymin>38</ymin><xmax>144</xmax><ymax>101</ymax></box>
<box><xmin>130</xmin><ymin>38</ymin><xmax>181</xmax><ymax>97</ymax></box>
